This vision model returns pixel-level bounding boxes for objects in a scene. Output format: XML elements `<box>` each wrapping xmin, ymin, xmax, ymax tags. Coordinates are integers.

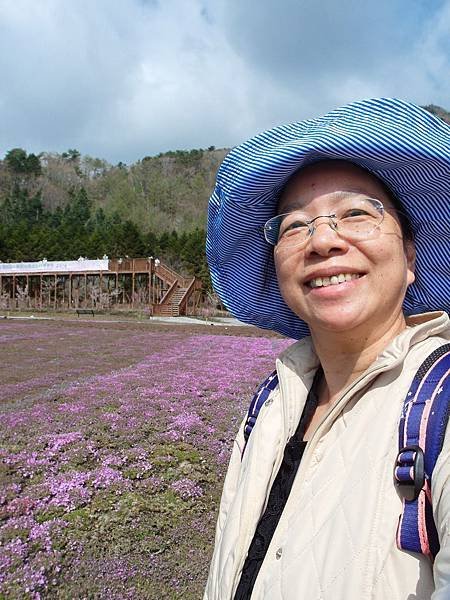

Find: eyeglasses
<box><xmin>263</xmin><ymin>197</ymin><xmax>385</xmax><ymax>248</ymax></box>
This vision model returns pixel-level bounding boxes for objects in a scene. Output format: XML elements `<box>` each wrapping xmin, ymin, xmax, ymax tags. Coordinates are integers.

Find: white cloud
<box><xmin>0</xmin><ymin>0</ymin><xmax>448</xmax><ymax>163</ymax></box>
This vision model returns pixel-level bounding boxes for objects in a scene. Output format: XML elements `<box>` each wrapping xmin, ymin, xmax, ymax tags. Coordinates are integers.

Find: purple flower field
<box><xmin>0</xmin><ymin>319</ymin><xmax>291</xmax><ymax>599</ymax></box>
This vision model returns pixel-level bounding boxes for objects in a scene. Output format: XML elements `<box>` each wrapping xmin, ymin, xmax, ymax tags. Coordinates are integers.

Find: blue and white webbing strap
<box><xmin>243</xmin><ymin>370</ymin><xmax>279</xmax><ymax>453</ymax></box>
<box><xmin>395</xmin><ymin>344</ymin><xmax>450</xmax><ymax>559</ymax></box>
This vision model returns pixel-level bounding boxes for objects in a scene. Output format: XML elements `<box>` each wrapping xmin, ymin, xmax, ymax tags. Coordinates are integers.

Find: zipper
<box><xmin>271</xmin><ymin>365</ymin><xmax>310</xmax><ymax>485</ymax></box>
<box><xmin>281</xmin><ymin>357</ymin><xmax>401</xmax><ymax>486</ymax></box>
<box><xmin>230</xmin><ymin>387</ymin><xmax>289</xmax><ymax>596</ymax></box>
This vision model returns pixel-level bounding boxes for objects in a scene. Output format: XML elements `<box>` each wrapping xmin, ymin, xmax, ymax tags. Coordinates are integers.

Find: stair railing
<box><xmin>159</xmin><ymin>279</ymin><xmax>179</xmax><ymax>305</ymax></box>
<box><xmin>176</xmin><ymin>278</ymin><xmax>198</xmax><ymax>314</ymax></box>
<box><xmin>155</xmin><ymin>263</ymin><xmax>179</xmax><ymax>285</ymax></box>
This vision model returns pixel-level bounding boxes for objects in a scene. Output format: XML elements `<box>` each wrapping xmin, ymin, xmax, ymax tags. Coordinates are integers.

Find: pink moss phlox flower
<box><xmin>3</xmin><ymin>537</ymin><xmax>28</xmax><ymax>560</ymax></box>
<box><xmin>1</xmin><ymin>514</ymin><xmax>35</xmax><ymax>533</ymax></box>
<box><xmin>29</xmin><ymin>519</ymin><xmax>67</xmax><ymax>553</ymax></box>
<box><xmin>57</xmin><ymin>402</ymin><xmax>88</xmax><ymax>414</ymax></box>
<box><xmin>146</xmin><ymin>476</ymin><xmax>165</xmax><ymax>492</ymax></box>
<box><xmin>101</xmin><ymin>453</ymin><xmax>126</xmax><ymax>468</ymax></box>
<box><xmin>171</xmin><ymin>478</ymin><xmax>204</xmax><ymax>500</ymax></box>
<box><xmin>0</xmin><ymin>482</ymin><xmax>22</xmax><ymax>505</ymax></box>
<box><xmin>171</xmin><ymin>412</ymin><xmax>203</xmax><ymax>433</ymax></box>
<box><xmin>5</xmin><ymin>496</ymin><xmax>37</xmax><ymax>517</ymax></box>
<box><xmin>46</xmin><ymin>431</ymin><xmax>83</xmax><ymax>453</ymax></box>
<box><xmin>162</xmin><ymin>430</ymin><xmax>182</xmax><ymax>442</ymax></box>
<box><xmin>90</xmin><ymin>466</ymin><xmax>127</xmax><ymax>490</ymax></box>
<box><xmin>46</xmin><ymin>471</ymin><xmax>91</xmax><ymax>510</ymax></box>
<box><xmin>2</xmin><ymin>322</ymin><xmax>293</xmax><ymax>597</ymax></box>
<box><xmin>4</xmin><ymin>450</ymin><xmax>54</xmax><ymax>479</ymax></box>
<box><xmin>21</xmin><ymin>561</ymin><xmax>48</xmax><ymax>598</ymax></box>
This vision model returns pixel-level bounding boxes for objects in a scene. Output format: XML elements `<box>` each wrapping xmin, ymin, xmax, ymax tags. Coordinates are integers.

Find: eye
<box><xmin>279</xmin><ymin>217</ymin><xmax>309</xmax><ymax>237</ymax></box>
<box><xmin>339</xmin><ymin>198</ymin><xmax>382</xmax><ymax>220</ymax></box>
<box><xmin>342</xmin><ymin>208</ymin><xmax>371</xmax><ymax>218</ymax></box>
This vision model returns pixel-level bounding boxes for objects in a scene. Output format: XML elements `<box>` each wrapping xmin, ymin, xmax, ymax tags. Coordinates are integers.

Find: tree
<box><xmin>81</xmin><ymin>155</ymin><xmax>110</xmax><ymax>179</ymax></box>
<box><xmin>4</xmin><ymin>148</ymin><xmax>41</xmax><ymax>176</ymax></box>
<box><xmin>64</xmin><ymin>187</ymin><xmax>92</xmax><ymax>225</ymax></box>
<box><xmin>179</xmin><ymin>228</ymin><xmax>210</xmax><ymax>288</ymax></box>
<box><xmin>5</xmin><ymin>148</ymin><xmax>28</xmax><ymax>173</ymax></box>
<box><xmin>142</xmin><ymin>230</ymin><xmax>160</xmax><ymax>256</ymax></box>
<box><xmin>25</xmin><ymin>153</ymin><xmax>42</xmax><ymax>176</ymax></box>
<box><xmin>61</xmin><ymin>149</ymin><xmax>81</xmax><ymax>175</ymax></box>
<box><xmin>61</xmin><ymin>149</ymin><xmax>81</xmax><ymax>163</ymax></box>
<box><xmin>111</xmin><ymin>220</ymin><xmax>144</xmax><ymax>257</ymax></box>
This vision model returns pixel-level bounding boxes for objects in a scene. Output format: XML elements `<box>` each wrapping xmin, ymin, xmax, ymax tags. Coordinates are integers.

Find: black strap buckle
<box><xmin>394</xmin><ymin>445</ymin><xmax>425</xmax><ymax>502</ymax></box>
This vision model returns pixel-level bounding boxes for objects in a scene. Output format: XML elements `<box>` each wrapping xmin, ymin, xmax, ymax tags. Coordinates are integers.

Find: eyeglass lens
<box><xmin>264</xmin><ymin>198</ymin><xmax>384</xmax><ymax>247</ymax></box>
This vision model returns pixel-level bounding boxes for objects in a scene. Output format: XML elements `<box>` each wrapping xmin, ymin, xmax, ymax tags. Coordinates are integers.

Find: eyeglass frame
<box><xmin>263</xmin><ymin>197</ymin><xmax>386</xmax><ymax>248</ymax></box>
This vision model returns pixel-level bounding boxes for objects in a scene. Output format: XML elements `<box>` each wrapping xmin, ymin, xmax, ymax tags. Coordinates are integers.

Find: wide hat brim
<box><xmin>207</xmin><ymin>97</ymin><xmax>450</xmax><ymax>339</ymax></box>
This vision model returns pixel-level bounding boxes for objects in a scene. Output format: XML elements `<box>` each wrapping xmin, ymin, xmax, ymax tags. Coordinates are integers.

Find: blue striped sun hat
<box><xmin>207</xmin><ymin>97</ymin><xmax>450</xmax><ymax>339</ymax></box>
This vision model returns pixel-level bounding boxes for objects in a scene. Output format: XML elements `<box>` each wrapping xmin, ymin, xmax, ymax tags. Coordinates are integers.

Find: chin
<box><xmin>300</xmin><ymin>309</ymin><xmax>369</xmax><ymax>335</ymax></box>
<box><xmin>311</xmin><ymin>319</ymin><xmax>363</xmax><ymax>334</ymax></box>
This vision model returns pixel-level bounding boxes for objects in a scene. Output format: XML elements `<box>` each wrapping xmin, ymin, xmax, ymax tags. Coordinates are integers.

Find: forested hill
<box><xmin>0</xmin><ymin>147</ymin><xmax>228</xmax><ymax>233</ymax></box>
<box><xmin>424</xmin><ymin>104</ymin><xmax>450</xmax><ymax>125</ymax></box>
<box><xmin>0</xmin><ymin>147</ymin><xmax>232</xmax><ymax>286</ymax></box>
<box><xmin>0</xmin><ymin>103</ymin><xmax>449</xmax><ymax>283</ymax></box>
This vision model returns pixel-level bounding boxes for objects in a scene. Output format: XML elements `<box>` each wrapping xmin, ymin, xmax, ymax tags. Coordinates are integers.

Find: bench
<box><xmin>76</xmin><ymin>309</ymin><xmax>95</xmax><ymax>317</ymax></box>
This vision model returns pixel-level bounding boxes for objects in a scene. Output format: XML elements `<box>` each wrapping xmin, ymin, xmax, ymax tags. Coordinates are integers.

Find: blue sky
<box><xmin>0</xmin><ymin>0</ymin><xmax>449</xmax><ymax>163</ymax></box>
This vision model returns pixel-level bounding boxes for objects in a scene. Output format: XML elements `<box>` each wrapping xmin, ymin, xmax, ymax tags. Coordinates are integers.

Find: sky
<box><xmin>1</xmin><ymin>0</ymin><xmax>449</xmax><ymax>164</ymax></box>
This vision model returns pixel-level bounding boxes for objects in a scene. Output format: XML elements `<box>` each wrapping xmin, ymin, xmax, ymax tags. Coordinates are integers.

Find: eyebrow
<box><xmin>278</xmin><ymin>189</ymin><xmax>375</xmax><ymax>213</ymax></box>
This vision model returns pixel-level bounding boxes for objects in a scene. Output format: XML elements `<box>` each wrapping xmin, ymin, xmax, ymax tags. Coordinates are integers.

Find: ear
<box><xmin>405</xmin><ymin>241</ymin><xmax>416</xmax><ymax>286</ymax></box>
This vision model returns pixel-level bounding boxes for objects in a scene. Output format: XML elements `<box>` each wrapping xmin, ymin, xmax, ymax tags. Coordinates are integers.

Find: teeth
<box><xmin>309</xmin><ymin>273</ymin><xmax>360</xmax><ymax>288</ymax></box>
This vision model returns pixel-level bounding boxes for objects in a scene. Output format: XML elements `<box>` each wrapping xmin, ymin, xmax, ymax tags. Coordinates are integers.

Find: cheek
<box><xmin>274</xmin><ymin>253</ymin><xmax>309</xmax><ymax>314</ymax></box>
<box><xmin>274</xmin><ymin>250</ymin><xmax>303</xmax><ymax>288</ymax></box>
<box><xmin>370</xmin><ymin>241</ymin><xmax>411</xmax><ymax>287</ymax></box>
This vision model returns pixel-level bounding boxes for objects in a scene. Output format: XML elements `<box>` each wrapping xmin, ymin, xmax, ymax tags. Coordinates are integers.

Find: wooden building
<box><xmin>0</xmin><ymin>257</ymin><xmax>202</xmax><ymax>316</ymax></box>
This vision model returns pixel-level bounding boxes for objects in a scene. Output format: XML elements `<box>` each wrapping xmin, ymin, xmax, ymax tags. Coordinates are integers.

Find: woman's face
<box><xmin>274</xmin><ymin>161</ymin><xmax>415</xmax><ymax>339</ymax></box>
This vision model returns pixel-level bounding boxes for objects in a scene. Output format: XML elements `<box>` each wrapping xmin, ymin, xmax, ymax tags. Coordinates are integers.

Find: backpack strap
<box><xmin>394</xmin><ymin>343</ymin><xmax>450</xmax><ymax>560</ymax></box>
<box><xmin>242</xmin><ymin>346</ymin><xmax>450</xmax><ymax>559</ymax></box>
<box><xmin>242</xmin><ymin>370</ymin><xmax>279</xmax><ymax>455</ymax></box>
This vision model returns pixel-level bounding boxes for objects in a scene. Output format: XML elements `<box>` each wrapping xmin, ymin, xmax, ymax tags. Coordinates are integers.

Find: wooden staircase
<box><xmin>153</xmin><ymin>303</ymin><xmax>181</xmax><ymax>317</ymax></box>
<box><xmin>152</xmin><ymin>263</ymin><xmax>201</xmax><ymax>317</ymax></box>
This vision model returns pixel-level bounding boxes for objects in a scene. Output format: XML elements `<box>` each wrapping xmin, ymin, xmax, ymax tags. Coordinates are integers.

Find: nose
<box><xmin>305</xmin><ymin>217</ymin><xmax>349</xmax><ymax>257</ymax></box>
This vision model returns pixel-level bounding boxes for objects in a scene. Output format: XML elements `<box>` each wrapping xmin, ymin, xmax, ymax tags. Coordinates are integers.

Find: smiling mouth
<box><xmin>308</xmin><ymin>273</ymin><xmax>361</xmax><ymax>288</ymax></box>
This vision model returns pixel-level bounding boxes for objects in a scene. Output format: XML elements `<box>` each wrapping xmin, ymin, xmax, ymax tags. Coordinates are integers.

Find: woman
<box><xmin>204</xmin><ymin>98</ymin><xmax>450</xmax><ymax>599</ymax></box>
